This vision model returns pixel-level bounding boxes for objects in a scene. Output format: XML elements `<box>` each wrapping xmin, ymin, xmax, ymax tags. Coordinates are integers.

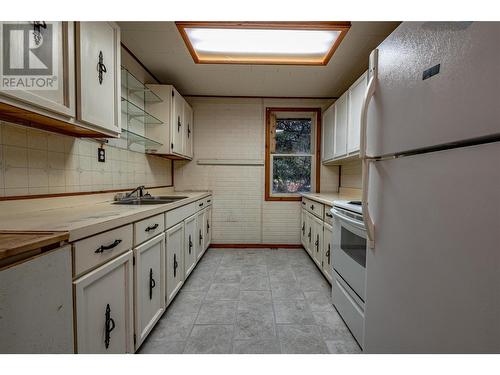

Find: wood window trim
<box><xmin>265</xmin><ymin>107</ymin><xmax>321</xmax><ymax>202</ymax></box>
<box><xmin>175</xmin><ymin>22</ymin><xmax>351</xmax><ymax>66</ymax></box>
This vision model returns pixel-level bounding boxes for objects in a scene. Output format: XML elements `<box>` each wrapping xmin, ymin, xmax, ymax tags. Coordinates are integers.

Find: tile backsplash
<box><xmin>0</xmin><ymin>122</ymin><xmax>172</xmax><ymax>197</ymax></box>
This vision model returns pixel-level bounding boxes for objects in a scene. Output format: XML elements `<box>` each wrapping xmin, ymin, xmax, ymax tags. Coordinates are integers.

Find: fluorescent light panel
<box><xmin>177</xmin><ymin>23</ymin><xmax>350</xmax><ymax>65</ymax></box>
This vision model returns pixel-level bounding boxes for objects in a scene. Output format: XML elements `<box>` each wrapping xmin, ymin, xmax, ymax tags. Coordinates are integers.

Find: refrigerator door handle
<box><xmin>360</xmin><ymin>49</ymin><xmax>378</xmax><ymax>249</ymax></box>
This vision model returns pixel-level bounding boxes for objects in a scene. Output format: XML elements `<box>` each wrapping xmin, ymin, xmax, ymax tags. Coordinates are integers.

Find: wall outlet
<box><xmin>98</xmin><ymin>148</ymin><xmax>105</xmax><ymax>162</ymax></box>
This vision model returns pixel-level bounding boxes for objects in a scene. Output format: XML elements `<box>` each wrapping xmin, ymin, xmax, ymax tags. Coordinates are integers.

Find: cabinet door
<box><xmin>134</xmin><ymin>233</ymin><xmax>165</xmax><ymax>350</ymax></box>
<box><xmin>0</xmin><ymin>22</ymin><xmax>75</xmax><ymax>117</ymax></box>
<box><xmin>322</xmin><ymin>223</ymin><xmax>333</xmax><ymax>283</ymax></box>
<box><xmin>321</xmin><ymin>104</ymin><xmax>335</xmax><ymax>161</ymax></box>
<box><xmin>305</xmin><ymin>212</ymin><xmax>313</xmax><ymax>255</ymax></box>
<box><xmin>183</xmin><ymin>101</ymin><xmax>193</xmax><ymax>158</ymax></box>
<box><xmin>312</xmin><ymin>216</ymin><xmax>323</xmax><ymax>267</ymax></box>
<box><xmin>334</xmin><ymin>92</ymin><xmax>348</xmax><ymax>158</ymax></box>
<box><xmin>74</xmin><ymin>250</ymin><xmax>134</xmax><ymax>354</ymax></box>
<box><xmin>76</xmin><ymin>22</ymin><xmax>120</xmax><ymax>134</ymax></box>
<box><xmin>205</xmin><ymin>207</ymin><xmax>212</xmax><ymax>250</ymax></box>
<box><xmin>347</xmin><ymin>71</ymin><xmax>368</xmax><ymax>154</ymax></box>
<box><xmin>300</xmin><ymin>208</ymin><xmax>307</xmax><ymax>248</ymax></box>
<box><xmin>171</xmin><ymin>87</ymin><xmax>184</xmax><ymax>155</ymax></box>
<box><xmin>184</xmin><ymin>214</ymin><xmax>197</xmax><ymax>278</ymax></box>
<box><xmin>196</xmin><ymin>209</ymin><xmax>206</xmax><ymax>261</ymax></box>
<box><xmin>166</xmin><ymin>222</ymin><xmax>184</xmax><ymax>305</ymax></box>
<box><xmin>0</xmin><ymin>245</ymin><xmax>73</xmax><ymax>353</ymax></box>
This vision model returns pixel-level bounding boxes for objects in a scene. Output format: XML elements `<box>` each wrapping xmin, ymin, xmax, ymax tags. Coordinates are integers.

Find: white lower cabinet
<box><xmin>133</xmin><ymin>233</ymin><xmax>165</xmax><ymax>350</ymax></box>
<box><xmin>205</xmin><ymin>207</ymin><xmax>212</xmax><ymax>250</ymax></box>
<box><xmin>184</xmin><ymin>214</ymin><xmax>197</xmax><ymax>278</ymax></box>
<box><xmin>196</xmin><ymin>209</ymin><xmax>206</xmax><ymax>261</ymax></box>
<box><xmin>311</xmin><ymin>215</ymin><xmax>324</xmax><ymax>267</ymax></box>
<box><xmin>74</xmin><ymin>250</ymin><xmax>134</xmax><ymax>354</ymax></box>
<box><xmin>166</xmin><ymin>222</ymin><xmax>185</xmax><ymax>305</ymax></box>
<box><xmin>322</xmin><ymin>223</ymin><xmax>333</xmax><ymax>282</ymax></box>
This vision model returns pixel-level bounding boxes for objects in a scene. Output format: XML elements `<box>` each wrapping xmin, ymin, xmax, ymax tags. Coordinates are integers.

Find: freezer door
<box><xmin>364</xmin><ymin>141</ymin><xmax>500</xmax><ymax>353</ymax></box>
<box><xmin>367</xmin><ymin>22</ymin><xmax>500</xmax><ymax>157</ymax></box>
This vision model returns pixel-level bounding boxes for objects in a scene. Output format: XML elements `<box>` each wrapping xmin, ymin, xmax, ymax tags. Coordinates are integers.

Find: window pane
<box><xmin>274</xmin><ymin>118</ymin><xmax>311</xmax><ymax>154</ymax></box>
<box><xmin>272</xmin><ymin>156</ymin><xmax>311</xmax><ymax>194</ymax></box>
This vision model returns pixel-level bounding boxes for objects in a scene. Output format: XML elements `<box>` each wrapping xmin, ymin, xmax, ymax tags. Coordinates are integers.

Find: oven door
<box><xmin>332</xmin><ymin>208</ymin><xmax>367</xmax><ymax>301</ymax></box>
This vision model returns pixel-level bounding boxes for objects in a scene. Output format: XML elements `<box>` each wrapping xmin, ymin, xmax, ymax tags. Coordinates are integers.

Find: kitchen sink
<box><xmin>113</xmin><ymin>196</ymin><xmax>188</xmax><ymax>205</ymax></box>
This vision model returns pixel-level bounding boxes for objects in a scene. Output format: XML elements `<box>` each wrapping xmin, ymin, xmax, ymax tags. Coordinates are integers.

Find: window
<box><xmin>265</xmin><ymin>108</ymin><xmax>321</xmax><ymax>201</ymax></box>
<box><xmin>175</xmin><ymin>22</ymin><xmax>351</xmax><ymax>66</ymax></box>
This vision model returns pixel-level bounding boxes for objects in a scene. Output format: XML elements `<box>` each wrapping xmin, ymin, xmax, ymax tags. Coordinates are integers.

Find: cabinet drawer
<box><xmin>302</xmin><ymin>198</ymin><xmax>324</xmax><ymax>219</ymax></box>
<box><xmin>165</xmin><ymin>202</ymin><xmax>196</xmax><ymax>229</ymax></box>
<box><xmin>73</xmin><ymin>225</ymin><xmax>133</xmax><ymax>277</ymax></box>
<box><xmin>324</xmin><ymin>204</ymin><xmax>334</xmax><ymax>225</ymax></box>
<box><xmin>203</xmin><ymin>196</ymin><xmax>213</xmax><ymax>207</ymax></box>
<box><xmin>134</xmin><ymin>214</ymin><xmax>165</xmax><ymax>246</ymax></box>
<box><xmin>196</xmin><ymin>198</ymin><xmax>207</xmax><ymax>211</ymax></box>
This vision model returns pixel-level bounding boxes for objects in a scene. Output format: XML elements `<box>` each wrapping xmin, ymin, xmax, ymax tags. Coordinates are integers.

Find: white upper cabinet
<box><xmin>146</xmin><ymin>84</ymin><xmax>193</xmax><ymax>160</ymax></box>
<box><xmin>334</xmin><ymin>92</ymin><xmax>348</xmax><ymax>158</ymax></box>
<box><xmin>183</xmin><ymin>100</ymin><xmax>194</xmax><ymax>158</ymax></box>
<box><xmin>0</xmin><ymin>22</ymin><xmax>75</xmax><ymax>118</ymax></box>
<box><xmin>322</xmin><ymin>104</ymin><xmax>335</xmax><ymax>162</ymax></box>
<box><xmin>171</xmin><ymin>87</ymin><xmax>184</xmax><ymax>155</ymax></box>
<box><xmin>347</xmin><ymin>71</ymin><xmax>368</xmax><ymax>154</ymax></box>
<box><xmin>76</xmin><ymin>22</ymin><xmax>121</xmax><ymax>135</ymax></box>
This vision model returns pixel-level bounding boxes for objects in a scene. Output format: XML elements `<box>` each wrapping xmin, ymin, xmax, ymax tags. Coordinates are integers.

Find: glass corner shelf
<box><xmin>121</xmin><ymin>129</ymin><xmax>163</xmax><ymax>152</ymax></box>
<box><xmin>121</xmin><ymin>97</ymin><xmax>163</xmax><ymax>125</ymax></box>
<box><xmin>121</xmin><ymin>66</ymin><xmax>162</xmax><ymax>103</ymax></box>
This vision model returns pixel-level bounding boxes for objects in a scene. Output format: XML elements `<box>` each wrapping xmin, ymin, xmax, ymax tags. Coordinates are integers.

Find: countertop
<box><xmin>0</xmin><ymin>230</ymin><xmax>69</xmax><ymax>263</ymax></box>
<box><xmin>301</xmin><ymin>188</ymin><xmax>361</xmax><ymax>206</ymax></box>
<box><xmin>0</xmin><ymin>188</ymin><xmax>211</xmax><ymax>242</ymax></box>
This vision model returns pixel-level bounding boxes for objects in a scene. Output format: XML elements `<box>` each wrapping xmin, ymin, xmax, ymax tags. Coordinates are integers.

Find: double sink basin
<box><xmin>113</xmin><ymin>196</ymin><xmax>188</xmax><ymax>205</ymax></box>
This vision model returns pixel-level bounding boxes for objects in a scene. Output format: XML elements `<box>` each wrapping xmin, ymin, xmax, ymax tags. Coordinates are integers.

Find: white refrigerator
<box><xmin>361</xmin><ymin>22</ymin><xmax>500</xmax><ymax>353</ymax></box>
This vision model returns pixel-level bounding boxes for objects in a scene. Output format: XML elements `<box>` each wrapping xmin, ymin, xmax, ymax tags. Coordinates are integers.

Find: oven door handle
<box><xmin>331</xmin><ymin>209</ymin><xmax>366</xmax><ymax>231</ymax></box>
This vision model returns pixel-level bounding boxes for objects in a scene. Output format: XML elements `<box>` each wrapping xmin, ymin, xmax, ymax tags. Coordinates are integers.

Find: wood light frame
<box><xmin>175</xmin><ymin>21</ymin><xmax>351</xmax><ymax>66</ymax></box>
<box><xmin>265</xmin><ymin>107</ymin><xmax>322</xmax><ymax>202</ymax></box>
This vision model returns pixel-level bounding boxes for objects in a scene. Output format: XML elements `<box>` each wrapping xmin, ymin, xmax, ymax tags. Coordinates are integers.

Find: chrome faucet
<box><xmin>126</xmin><ymin>185</ymin><xmax>147</xmax><ymax>198</ymax></box>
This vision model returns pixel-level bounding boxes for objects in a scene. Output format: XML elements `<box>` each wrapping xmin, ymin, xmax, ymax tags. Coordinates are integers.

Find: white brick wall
<box><xmin>174</xmin><ymin>97</ymin><xmax>340</xmax><ymax>245</ymax></box>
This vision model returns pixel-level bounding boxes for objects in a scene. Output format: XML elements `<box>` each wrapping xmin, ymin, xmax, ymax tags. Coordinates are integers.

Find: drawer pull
<box><xmin>145</xmin><ymin>223</ymin><xmax>159</xmax><ymax>232</ymax></box>
<box><xmin>199</xmin><ymin>203</ymin><xmax>204</xmax><ymax>207</ymax></box>
<box><xmin>207</xmin><ymin>199</ymin><xmax>211</xmax><ymax>203</ymax></box>
<box><xmin>104</xmin><ymin>304</ymin><xmax>115</xmax><ymax>349</ymax></box>
<box><xmin>326</xmin><ymin>213</ymin><xmax>333</xmax><ymax>218</ymax></box>
<box><xmin>302</xmin><ymin>201</ymin><xmax>306</xmax><ymax>205</ymax></box>
<box><xmin>95</xmin><ymin>239</ymin><xmax>122</xmax><ymax>254</ymax></box>
<box><xmin>149</xmin><ymin>268</ymin><xmax>156</xmax><ymax>300</ymax></box>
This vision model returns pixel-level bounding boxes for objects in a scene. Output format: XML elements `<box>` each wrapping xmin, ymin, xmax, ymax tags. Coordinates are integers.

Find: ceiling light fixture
<box><xmin>176</xmin><ymin>22</ymin><xmax>351</xmax><ymax>66</ymax></box>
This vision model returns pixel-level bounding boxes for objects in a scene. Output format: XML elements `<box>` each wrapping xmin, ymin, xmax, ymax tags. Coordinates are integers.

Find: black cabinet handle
<box><xmin>173</xmin><ymin>253</ymin><xmax>178</xmax><ymax>278</ymax></box>
<box><xmin>301</xmin><ymin>223</ymin><xmax>305</xmax><ymax>234</ymax></box>
<box><xmin>97</xmin><ymin>51</ymin><xmax>107</xmax><ymax>85</ymax></box>
<box><xmin>149</xmin><ymin>268</ymin><xmax>156</xmax><ymax>300</ymax></box>
<box><xmin>326</xmin><ymin>213</ymin><xmax>333</xmax><ymax>218</ymax></box>
<box><xmin>326</xmin><ymin>244</ymin><xmax>331</xmax><ymax>264</ymax></box>
<box><xmin>199</xmin><ymin>203</ymin><xmax>204</xmax><ymax>207</ymax></box>
<box><xmin>188</xmin><ymin>124</ymin><xmax>191</xmax><ymax>138</ymax></box>
<box><xmin>177</xmin><ymin>116</ymin><xmax>181</xmax><ymax>132</ymax></box>
<box><xmin>310</xmin><ymin>204</ymin><xmax>314</xmax><ymax>210</ymax></box>
<box><xmin>145</xmin><ymin>223</ymin><xmax>159</xmax><ymax>232</ymax></box>
<box><xmin>199</xmin><ymin>229</ymin><xmax>203</xmax><ymax>245</ymax></box>
<box><xmin>207</xmin><ymin>199</ymin><xmax>211</xmax><ymax>203</ymax></box>
<box><xmin>207</xmin><ymin>220</ymin><xmax>210</xmax><ymax>234</ymax></box>
<box><xmin>104</xmin><ymin>304</ymin><xmax>115</xmax><ymax>349</ymax></box>
<box><xmin>308</xmin><ymin>228</ymin><xmax>311</xmax><ymax>241</ymax></box>
<box><xmin>95</xmin><ymin>239</ymin><xmax>122</xmax><ymax>254</ymax></box>
<box><xmin>301</xmin><ymin>201</ymin><xmax>306</xmax><ymax>206</ymax></box>
<box><xmin>188</xmin><ymin>235</ymin><xmax>193</xmax><ymax>254</ymax></box>
<box><xmin>315</xmin><ymin>235</ymin><xmax>319</xmax><ymax>252</ymax></box>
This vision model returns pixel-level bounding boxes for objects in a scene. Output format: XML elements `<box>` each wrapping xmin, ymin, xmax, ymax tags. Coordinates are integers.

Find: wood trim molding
<box><xmin>0</xmin><ymin>185</ymin><xmax>174</xmax><ymax>201</ymax></box>
<box><xmin>210</xmin><ymin>244</ymin><xmax>303</xmax><ymax>249</ymax></box>
<box><xmin>175</xmin><ymin>21</ymin><xmax>351</xmax><ymax>66</ymax></box>
<box><xmin>264</xmin><ymin>107</ymin><xmax>322</xmax><ymax>202</ymax></box>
